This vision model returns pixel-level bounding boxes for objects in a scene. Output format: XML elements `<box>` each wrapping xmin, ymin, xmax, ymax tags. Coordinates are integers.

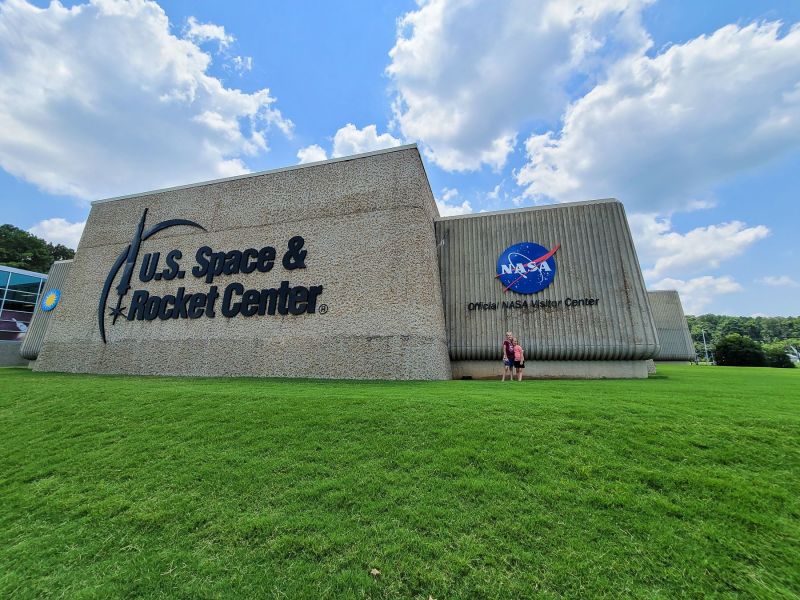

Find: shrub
<box><xmin>763</xmin><ymin>343</ymin><xmax>796</xmax><ymax>368</ymax></box>
<box><xmin>714</xmin><ymin>334</ymin><xmax>766</xmax><ymax>367</ymax></box>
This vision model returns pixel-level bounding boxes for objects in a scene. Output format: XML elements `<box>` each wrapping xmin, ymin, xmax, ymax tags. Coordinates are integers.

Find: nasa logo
<box><xmin>496</xmin><ymin>242</ymin><xmax>560</xmax><ymax>294</ymax></box>
<box><xmin>41</xmin><ymin>289</ymin><xmax>61</xmax><ymax>312</ymax></box>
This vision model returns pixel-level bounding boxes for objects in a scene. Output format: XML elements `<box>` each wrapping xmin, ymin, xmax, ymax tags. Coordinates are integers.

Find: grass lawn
<box><xmin>1</xmin><ymin>364</ymin><xmax>798</xmax><ymax>599</ymax></box>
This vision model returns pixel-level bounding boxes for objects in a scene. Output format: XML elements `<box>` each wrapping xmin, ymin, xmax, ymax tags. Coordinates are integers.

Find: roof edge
<box><xmin>435</xmin><ymin>198</ymin><xmax>621</xmax><ymax>221</ymax></box>
<box><xmin>0</xmin><ymin>264</ymin><xmax>48</xmax><ymax>278</ymax></box>
<box><xmin>92</xmin><ymin>144</ymin><xmax>420</xmax><ymax>206</ymax></box>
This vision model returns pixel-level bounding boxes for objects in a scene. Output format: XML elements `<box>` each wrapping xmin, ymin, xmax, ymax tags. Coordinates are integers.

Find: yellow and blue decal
<box><xmin>41</xmin><ymin>289</ymin><xmax>61</xmax><ymax>312</ymax></box>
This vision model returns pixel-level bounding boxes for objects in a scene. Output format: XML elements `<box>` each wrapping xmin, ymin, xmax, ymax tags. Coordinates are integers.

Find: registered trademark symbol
<box><xmin>318</xmin><ymin>304</ymin><xmax>328</xmax><ymax>314</ymax></box>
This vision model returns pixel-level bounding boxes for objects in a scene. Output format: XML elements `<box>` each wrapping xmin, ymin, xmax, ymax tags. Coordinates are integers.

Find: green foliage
<box><xmin>2</xmin><ymin>365</ymin><xmax>799</xmax><ymax>598</ymax></box>
<box><xmin>687</xmin><ymin>314</ymin><xmax>800</xmax><ymax>347</ymax></box>
<box><xmin>714</xmin><ymin>333</ymin><xmax>766</xmax><ymax>366</ymax></box>
<box><xmin>0</xmin><ymin>224</ymin><xmax>75</xmax><ymax>273</ymax></box>
<box><xmin>763</xmin><ymin>341</ymin><xmax>797</xmax><ymax>368</ymax></box>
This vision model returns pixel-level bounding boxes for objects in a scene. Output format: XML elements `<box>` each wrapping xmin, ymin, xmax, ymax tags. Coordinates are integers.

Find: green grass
<box><xmin>1</xmin><ymin>365</ymin><xmax>798</xmax><ymax>599</ymax></box>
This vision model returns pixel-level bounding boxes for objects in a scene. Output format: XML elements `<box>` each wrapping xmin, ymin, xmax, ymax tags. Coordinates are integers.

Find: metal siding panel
<box><xmin>435</xmin><ymin>200</ymin><xmax>658</xmax><ymax>361</ymax></box>
<box><xmin>647</xmin><ymin>290</ymin><xmax>695</xmax><ymax>360</ymax></box>
<box><xmin>20</xmin><ymin>260</ymin><xmax>72</xmax><ymax>360</ymax></box>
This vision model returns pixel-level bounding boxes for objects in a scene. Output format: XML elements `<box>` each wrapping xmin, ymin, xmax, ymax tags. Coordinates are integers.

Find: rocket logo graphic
<box><xmin>98</xmin><ymin>209</ymin><xmax>205</xmax><ymax>343</ymax></box>
<box><xmin>496</xmin><ymin>242</ymin><xmax>560</xmax><ymax>294</ymax></box>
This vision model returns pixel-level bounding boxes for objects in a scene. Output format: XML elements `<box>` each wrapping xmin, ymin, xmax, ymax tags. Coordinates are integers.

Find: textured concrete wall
<box><xmin>647</xmin><ymin>290</ymin><xmax>696</xmax><ymax>361</ymax></box>
<box><xmin>21</xmin><ymin>260</ymin><xmax>72</xmax><ymax>360</ymax></box>
<box><xmin>0</xmin><ymin>341</ymin><xmax>27</xmax><ymax>367</ymax></box>
<box><xmin>435</xmin><ymin>200</ymin><xmax>660</xmax><ymax>362</ymax></box>
<box><xmin>35</xmin><ymin>146</ymin><xmax>452</xmax><ymax>380</ymax></box>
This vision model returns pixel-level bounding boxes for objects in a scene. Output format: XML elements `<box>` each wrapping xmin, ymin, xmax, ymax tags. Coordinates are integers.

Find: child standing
<box><xmin>513</xmin><ymin>338</ymin><xmax>525</xmax><ymax>381</ymax></box>
<box><xmin>501</xmin><ymin>331</ymin><xmax>515</xmax><ymax>381</ymax></box>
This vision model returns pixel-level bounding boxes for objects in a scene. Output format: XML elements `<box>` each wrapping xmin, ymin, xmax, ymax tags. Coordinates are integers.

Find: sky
<box><xmin>1</xmin><ymin>0</ymin><xmax>799</xmax><ymax>316</ymax></box>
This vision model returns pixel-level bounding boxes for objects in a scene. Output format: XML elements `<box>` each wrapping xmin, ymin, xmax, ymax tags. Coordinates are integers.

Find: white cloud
<box><xmin>0</xmin><ymin>0</ymin><xmax>292</xmax><ymax>201</ymax></box>
<box><xmin>296</xmin><ymin>124</ymin><xmax>401</xmax><ymax>165</ymax></box>
<box><xmin>629</xmin><ymin>214</ymin><xmax>770</xmax><ymax>280</ymax></box>
<box><xmin>759</xmin><ymin>275</ymin><xmax>800</xmax><ymax>288</ymax></box>
<box><xmin>437</xmin><ymin>199</ymin><xmax>473</xmax><ymax>217</ymax></box>
<box><xmin>650</xmin><ymin>275</ymin><xmax>742</xmax><ymax>315</ymax></box>
<box><xmin>387</xmin><ymin>0</ymin><xmax>652</xmax><ymax>171</ymax></box>
<box><xmin>435</xmin><ymin>188</ymin><xmax>472</xmax><ymax>217</ymax></box>
<box><xmin>331</xmin><ymin>124</ymin><xmax>401</xmax><ymax>158</ymax></box>
<box><xmin>517</xmin><ymin>22</ymin><xmax>800</xmax><ymax>212</ymax></box>
<box><xmin>185</xmin><ymin>15</ymin><xmax>233</xmax><ymax>48</ymax></box>
<box><xmin>296</xmin><ymin>144</ymin><xmax>328</xmax><ymax>164</ymax></box>
<box><xmin>441</xmin><ymin>187</ymin><xmax>458</xmax><ymax>202</ymax></box>
<box><xmin>232</xmin><ymin>55</ymin><xmax>253</xmax><ymax>73</ymax></box>
<box><xmin>29</xmin><ymin>218</ymin><xmax>86</xmax><ymax>249</ymax></box>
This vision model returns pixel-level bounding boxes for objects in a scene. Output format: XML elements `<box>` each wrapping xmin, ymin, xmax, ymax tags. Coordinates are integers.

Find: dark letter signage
<box><xmin>98</xmin><ymin>209</ymin><xmax>324</xmax><ymax>343</ymax></box>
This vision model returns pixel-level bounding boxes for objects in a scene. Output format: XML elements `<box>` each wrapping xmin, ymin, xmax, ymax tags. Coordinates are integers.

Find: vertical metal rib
<box><xmin>434</xmin><ymin>199</ymin><xmax>658</xmax><ymax>362</ymax></box>
<box><xmin>647</xmin><ymin>290</ymin><xmax>695</xmax><ymax>360</ymax></box>
<box><xmin>20</xmin><ymin>260</ymin><xmax>73</xmax><ymax>360</ymax></box>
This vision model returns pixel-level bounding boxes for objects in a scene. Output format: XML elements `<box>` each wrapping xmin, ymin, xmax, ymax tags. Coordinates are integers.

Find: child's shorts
<box><xmin>514</xmin><ymin>361</ymin><xmax>525</xmax><ymax>369</ymax></box>
<box><xmin>503</xmin><ymin>358</ymin><xmax>513</xmax><ymax>367</ymax></box>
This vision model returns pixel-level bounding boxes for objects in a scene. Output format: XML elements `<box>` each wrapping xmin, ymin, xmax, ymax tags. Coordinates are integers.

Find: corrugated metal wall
<box><xmin>20</xmin><ymin>260</ymin><xmax>72</xmax><ymax>361</ymax></box>
<box><xmin>647</xmin><ymin>290</ymin><xmax>696</xmax><ymax>361</ymax></box>
<box><xmin>435</xmin><ymin>200</ymin><xmax>659</xmax><ymax>361</ymax></box>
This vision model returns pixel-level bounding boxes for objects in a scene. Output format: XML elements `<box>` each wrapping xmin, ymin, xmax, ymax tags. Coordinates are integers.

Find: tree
<box><xmin>686</xmin><ymin>314</ymin><xmax>800</xmax><ymax>346</ymax></box>
<box><xmin>763</xmin><ymin>339</ymin><xmax>800</xmax><ymax>369</ymax></box>
<box><xmin>51</xmin><ymin>243</ymin><xmax>75</xmax><ymax>263</ymax></box>
<box><xmin>0</xmin><ymin>224</ymin><xmax>75</xmax><ymax>273</ymax></box>
<box><xmin>714</xmin><ymin>334</ymin><xmax>766</xmax><ymax>367</ymax></box>
<box><xmin>764</xmin><ymin>346</ymin><xmax>794</xmax><ymax>368</ymax></box>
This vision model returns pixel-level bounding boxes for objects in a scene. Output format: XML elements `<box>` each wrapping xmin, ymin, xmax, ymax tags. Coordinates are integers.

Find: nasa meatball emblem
<box><xmin>496</xmin><ymin>242</ymin><xmax>560</xmax><ymax>294</ymax></box>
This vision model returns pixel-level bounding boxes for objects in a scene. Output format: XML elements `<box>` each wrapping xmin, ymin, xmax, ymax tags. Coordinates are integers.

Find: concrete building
<box><xmin>647</xmin><ymin>290</ymin><xmax>696</xmax><ymax>362</ymax></box>
<box><xmin>33</xmin><ymin>145</ymin><xmax>660</xmax><ymax>379</ymax></box>
<box><xmin>437</xmin><ymin>201</ymin><xmax>659</xmax><ymax>379</ymax></box>
<box><xmin>34</xmin><ymin>146</ymin><xmax>452</xmax><ymax>379</ymax></box>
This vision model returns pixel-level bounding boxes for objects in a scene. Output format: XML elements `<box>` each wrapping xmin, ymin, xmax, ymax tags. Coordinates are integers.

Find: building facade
<box><xmin>34</xmin><ymin>146</ymin><xmax>452</xmax><ymax>379</ymax></box>
<box><xmin>33</xmin><ymin>145</ymin><xmax>660</xmax><ymax>379</ymax></box>
<box><xmin>436</xmin><ymin>201</ymin><xmax>659</xmax><ymax>379</ymax></box>
<box><xmin>0</xmin><ymin>265</ymin><xmax>47</xmax><ymax>366</ymax></box>
<box><xmin>647</xmin><ymin>290</ymin><xmax>696</xmax><ymax>361</ymax></box>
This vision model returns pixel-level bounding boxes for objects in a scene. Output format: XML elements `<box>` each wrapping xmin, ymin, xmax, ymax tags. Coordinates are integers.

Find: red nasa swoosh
<box><xmin>496</xmin><ymin>244</ymin><xmax>561</xmax><ymax>292</ymax></box>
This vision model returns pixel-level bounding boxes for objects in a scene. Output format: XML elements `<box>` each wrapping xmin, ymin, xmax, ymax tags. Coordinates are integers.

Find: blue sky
<box><xmin>1</xmin><ymin>0</ymin><xmax>798</xmax><ymax>316</ymax></box>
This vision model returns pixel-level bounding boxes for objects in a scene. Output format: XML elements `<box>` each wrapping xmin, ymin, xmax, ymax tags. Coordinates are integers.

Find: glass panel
<box><xmin>4</xmin><ymin>289</ymin><xmax>39</xmax><ymax>302</ymax></box>
<box><xmin>0</xmin><ymin>308</ymin><xmax>31</xmax><ymax>341</ymax></box>
<box><xmin>0</xmin><ymin>269</ymin><xmax>9</xmax><ymax>288</ymax></box>
<box><xmin>9</xmin><ymin>272</ymin><xmax>44</xmax><ymax>288</ymax></box>
<box><xmin>2</xmin><ymin>299</ymin><xmax>35</xmax><ymax>312</ymax></box>
<box><xmin>8</xmin><ymin>273</ymin><xmax>45</xmax><ymax>305</ymax></box>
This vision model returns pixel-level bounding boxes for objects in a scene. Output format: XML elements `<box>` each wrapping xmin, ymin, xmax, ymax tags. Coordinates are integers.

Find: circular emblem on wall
<box><xmin>41</xmin><ymin>289</ymin><xmax>61</xmax><ymax>311</ymax></box>
<box><xmin>496</xmin><ymin>242</ymin><xmax>560</xmax><ymax>294</ymax></box>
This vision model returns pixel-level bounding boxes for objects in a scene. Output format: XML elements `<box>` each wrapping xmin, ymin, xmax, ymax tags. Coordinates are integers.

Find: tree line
<box><xmin>686</xmin><ymin>314</ymin><xmax>800</xmax><ymax>345</ymax></box>
<box><xmin>687</xmin><ymin>314</ymin><xmax>799</xmax><ymax>368</ymax></box>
